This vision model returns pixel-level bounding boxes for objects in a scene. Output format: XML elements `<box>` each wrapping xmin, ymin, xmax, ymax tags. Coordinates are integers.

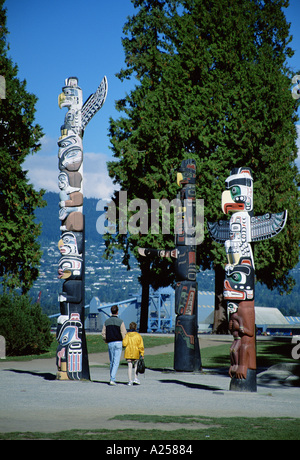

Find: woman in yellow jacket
<box><xmin>122</xmin><ymin>322</ymin><xmax>144</xmax><ymax>385</ymax></box>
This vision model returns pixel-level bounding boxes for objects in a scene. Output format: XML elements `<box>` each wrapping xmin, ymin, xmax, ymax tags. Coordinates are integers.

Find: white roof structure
<box><xmin>202</xmin><ymin>306</ymin><xmax>299</xmax><ymax>330</ymax></box>
<box><xmin>254</xmin><ymin>306</ymin><xmax>289</xmax><ymax>325</ymax></box>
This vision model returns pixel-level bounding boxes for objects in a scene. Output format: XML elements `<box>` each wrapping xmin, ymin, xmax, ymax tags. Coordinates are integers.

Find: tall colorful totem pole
<box><xmin>56</xmin><ymin>76</ymin><xmax>107</xmax><ymax>380</ymax></box>
<box><xmin>291</xmin><ymin>74</ymin><xmax>300</xmax><ymax>100</ymax></box>
<box><xmin>139</xmin><ymin>159</ymin><xmax>201</xmax><ymax>371</ymax></box>
<box><xmin>208</xmin><ymin>167</ymin><xmax>287</xmax><ymax>391</ymax></box>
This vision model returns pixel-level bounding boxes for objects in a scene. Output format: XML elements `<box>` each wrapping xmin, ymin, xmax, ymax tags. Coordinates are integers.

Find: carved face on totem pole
<box><xmin>56</xmin><ymin>312</ymin><xmax>83</xmax><ymax>379</ymax></box>
<box><xmin>222</xmin><ymin>167</ymin><xmax>253</xmax><ymax>214</ymax></box>
<box><xmin>177</xmin><ymin>159</ymin><xmax>196</xmax><ymax>186</ymax></box>
<box><xmin>222</xmin><ymin>167</ymin><xmax>254</xmax><ymax>266</ymax></box>
<box><xmin>58</xmin><ymin>77</ymin><xmax>83</xmax><ymax>134</ymax></box>
<box><xmin>58</xmin><ymin>134</ymin><xmax>83</xmax><ymax>171</ymax></box>
<box><xmin>58</xmin><ymin>78</ymin><xmax>83</xmax><ymax>174</ymax></box>
<box><xmin>58</xmin><ymin>231</ymin><xmax>83</xmax><ymax>256</ymax></box>
<box><xmin>58</xmin><ymin>255</ymin><xmax>83</xmax><ymax>280</ymax></box>
<box><xmin>58</xmin><ymin>171</ymin><xmax>82</xmax><ymax>193</ymax></box>
<box><xmin>175</xmin><ymin>159</ymin><xmax>197</xmax><ymax>245</ymax></box>
<box><xmin>221</xmin><ymin>167</ymin><xmax>255</xmax><ymax>296</ymax></box>
<box><xmin>58</xmin><ymin>77</ymin><xmax>82</xmax><ymax>108</ymax></box>
<box><xmin>224</xmin><ymin>258</ymin><xmax>255</xmax><ymax>301</ymax></box>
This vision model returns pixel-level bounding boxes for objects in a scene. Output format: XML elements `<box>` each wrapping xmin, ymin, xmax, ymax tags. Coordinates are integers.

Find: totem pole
<box><xmin>208</xmin><ymin>167</ymin><xmax>287</xmax><ymax>391</ymax></box>
<box><xmin>291</xmin><ymin>74</ymin><xmax>300</xmax><ymax>100</ymax></box>
<box><xmin>139</xmin><ymin>159</ymin><xmax>201</xmax><ymax>371</ymax></box>
<box><xmin>56</xmin><ymin>76</ymin><xmax>107</xmax><ymax>380</ymax></box>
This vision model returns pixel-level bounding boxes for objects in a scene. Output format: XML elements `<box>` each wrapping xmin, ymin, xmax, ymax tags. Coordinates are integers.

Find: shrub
<box><xmin>0</xmin><ymin>292</ymin><xmax>53</xmax><ymax>356</ymax></box>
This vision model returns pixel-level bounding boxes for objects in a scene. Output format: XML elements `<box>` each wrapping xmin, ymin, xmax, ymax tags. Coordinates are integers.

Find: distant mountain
<box><xmin>32</xmin><ymin>192</ymin><xmax>141</xmax><ymax>315</ymax></box>
<box><xmin>35</xmin><ymin>192</ymin><xmax>101</xmax><ymax>243</ymax></box>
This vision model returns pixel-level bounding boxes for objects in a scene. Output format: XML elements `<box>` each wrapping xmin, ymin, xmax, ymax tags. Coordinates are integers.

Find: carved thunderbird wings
<box><xmin>208</xmin><ymin>211</ymin><xmax>287</xmax><ymax>243</ymax></box>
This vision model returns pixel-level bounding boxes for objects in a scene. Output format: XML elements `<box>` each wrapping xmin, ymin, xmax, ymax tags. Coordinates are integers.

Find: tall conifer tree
<box><xmin>0</xmin><ymin>1</ymin><xmax>46</xmax><ymax>293</ymax></box>
<box><xmin>107</xmin><ymin>0</ymin><xmax>300</xmax><ymax>332</ymax></box>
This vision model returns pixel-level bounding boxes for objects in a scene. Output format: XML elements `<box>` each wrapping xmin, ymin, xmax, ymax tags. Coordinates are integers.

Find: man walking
<box><xmin>101</xmin><ymin>305</ymin><xmax>127</xmax><ymax>385</ymax></box>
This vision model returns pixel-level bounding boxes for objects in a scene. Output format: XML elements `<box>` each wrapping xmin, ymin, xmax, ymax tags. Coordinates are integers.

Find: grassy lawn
<box><xmin>139</xmin><ymin>338</ymin><xmax>297</xmax><ymax>370</ymax></box>
<box><xmin>2</xmin><ymin>334</ymin><xmax>174</xmax><ymax>361</ymax></box>
<box><xmin>3</xmin><ymin>333</ymin><xmax>297</xmax><ymax>373</ymax></box>
<box><xmin>1</xmin><ymin>415</ymin><xmax>299</xmax><ymax>440</ymax></box>
<box><xmin>2</xmin><ymin>333</ymin><xmax>296</xmax><ymax>371</ymax></box>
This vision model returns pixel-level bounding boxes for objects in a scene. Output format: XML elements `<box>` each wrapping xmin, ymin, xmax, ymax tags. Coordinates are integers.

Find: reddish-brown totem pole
<box><xmin>208</xmin><ymin>167</ymin><xmax>287</xmax><ymax>391</ymax></box>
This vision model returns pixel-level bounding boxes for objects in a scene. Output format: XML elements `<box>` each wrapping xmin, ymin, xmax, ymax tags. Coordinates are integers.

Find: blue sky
<box><xmin>4</xmin><ymin>0</ymin><xmax>300</xmax><ymax>199</ymax></box>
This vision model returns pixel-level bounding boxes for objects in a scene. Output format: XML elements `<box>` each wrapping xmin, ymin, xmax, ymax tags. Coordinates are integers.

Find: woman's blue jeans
<box><xmin>108</xmin><ymin>341</ymin><xmax>122</xmax><ymax>382</ymax></box>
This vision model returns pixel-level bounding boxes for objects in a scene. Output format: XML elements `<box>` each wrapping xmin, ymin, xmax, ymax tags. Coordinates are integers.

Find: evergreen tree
<box><xmin>0</xmin><ymin>292</ymin><xmax>52</xmax><ymax>356</ymax></box>
<box><xmin>0</xmin><ymin>1</ymin><xmax>46</xmax><ymax>293</ymax></box>
<box><xmin>107</xmin><ymin>0</ymin><xmax>300</xmax><ymax>332</ymax></box>
<box><xmin>107</xmin><ymin>0</ymin><xmax>182</xmax><ymax>330</ymax></box>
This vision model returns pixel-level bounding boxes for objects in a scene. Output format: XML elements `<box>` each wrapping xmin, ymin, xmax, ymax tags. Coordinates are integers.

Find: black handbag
<box><xmin>137</xmin><ymin>356</ymin><xmax>145</xmax><ymax>374</ymax></box>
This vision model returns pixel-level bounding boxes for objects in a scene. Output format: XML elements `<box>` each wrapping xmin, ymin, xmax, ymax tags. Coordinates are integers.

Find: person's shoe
<box><xmin>133</xmin><ymin>378</ymin><xmax>140</xmax><ymax>385</ymax></box>
<box><xmin>127</xmin><ymin>381</ymin><xmax>133</xmax><ymax>386</ymax></box>
<box><xmin>109</xmin><ymin>381</ymin><xmax>117</xmax><ymax>386</ymax></box>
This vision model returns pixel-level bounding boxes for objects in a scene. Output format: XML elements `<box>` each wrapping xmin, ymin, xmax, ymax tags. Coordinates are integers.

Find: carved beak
<box><xmin>58</xmin><ymin>92</ymin><xmax>66</xmax><ymax>108</ymax></box>
<box><xmin>177</xmin><ymin>172</ymin><xmax>183</xmax><ymax>186</ymax></box>
<box><xmin>222</xmin><ymin>190</ymin><xmax>244</xmax><ymax>214</ymax></box>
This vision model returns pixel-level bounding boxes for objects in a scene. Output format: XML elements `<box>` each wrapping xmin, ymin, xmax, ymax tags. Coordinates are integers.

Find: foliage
<box><xmin>107</xmin><ymin>0</ymin><xmax>300</xmax><ymax>298</ymax></box>
<box><xmin>0</xmin><ymin>0</ymin><xmax>46</xmax><ymax>293</ymax></box>
<box><xmin>0</xmin><ymin>292</ymin><xmax>52</xmax><ymax>356</ymax></box>
<box><xmin>106</xmin><ymin>0</ymin><xmax>183</xmax><ymax>290</ymax></box>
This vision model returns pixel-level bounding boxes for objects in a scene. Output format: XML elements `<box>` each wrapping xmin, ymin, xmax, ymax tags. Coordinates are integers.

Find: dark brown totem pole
<box><xmin>208</xmin><ymin>167</ymin><xmax>287</xmax><ymax>391</ymax></box>
<box><xmin>56</xmin><ymin>76</ymin><xmax>107</xmax><ymax>380</ymax></box>
<box><xmin>139</xmin><ymin>159</ymin><xmax>202</xmax><ymax>371</ymax></box>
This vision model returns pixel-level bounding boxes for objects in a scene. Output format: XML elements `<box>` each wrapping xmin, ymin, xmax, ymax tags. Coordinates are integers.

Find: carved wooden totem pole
<box><xmin>291</xmin><ymin>74</ymin><xmax>300</xmax><ymax>100</ymax></box>
<box><xmin>208</xmin><ymin>167</ymin><xmax>287</xmax><ymax>391</ymax></box>
<box><xmin>139</xmin><ymin>159</ymin><xmax>201</xmax><ymax>371</ymax></box>
<box><xmin>56</xmin><ymin>76</ymin><xmax>107</xmax><ymax>380</ymax></box>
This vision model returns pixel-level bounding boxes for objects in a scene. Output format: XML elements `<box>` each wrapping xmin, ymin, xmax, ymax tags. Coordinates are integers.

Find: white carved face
<box><xmin>58</xmin><ymin>134</ymin><xmax>83</xmax><ymax>171</ymax></box>
<box><xmin>58</xmin><ymin>232</ymin><xmax>79</xmax><ymax>256</ymax></box>
<box><xmin>58</xmin><ymin>79</ymin><xmax>82</xmax><ymax>111</ymax></box>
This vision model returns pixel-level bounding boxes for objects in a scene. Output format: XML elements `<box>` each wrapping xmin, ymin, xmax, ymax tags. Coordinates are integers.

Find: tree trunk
<box><xmin>139</xmin><ymin>262</ymin><xmax>150</xmax><ymax>332</ymax></box>
<box><xmin>213</xmin><ymin>264</ymin><xmax>229</xmax><ymax>334</ymax></box>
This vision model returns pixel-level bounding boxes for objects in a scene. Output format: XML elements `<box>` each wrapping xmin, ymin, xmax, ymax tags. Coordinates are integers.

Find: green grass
<box><xmin>138</xmin><ymin>339</ymin><xmax>297</xmax><ymax>370</ymax></box>
<box><xmin>2</xmin><ymin>334</ymin><xmax>174</xmax><ymax>361</ymax></box>
<box><xmin>133</xmin><ymin>350</ymin><xmax>174</xmax><ymax>369</ymax></box>
<box><xmin>3</xmin><ymin>334</ymin><xmax>296</xmax><ymax>372</ymax></box>
<box><xmin>256</xmin><ymin>340</ymin><xmax>296</xmax><ymax>368</ymax></box>
<box><xmin>0</xmin><ymin>416</ymin><xmax>299</xmax><ymax>440</ymax></box>
<box><xmin>199</xmin><ymin>340</ymin><xmax>297</xmax><ymax>369</ymax></box>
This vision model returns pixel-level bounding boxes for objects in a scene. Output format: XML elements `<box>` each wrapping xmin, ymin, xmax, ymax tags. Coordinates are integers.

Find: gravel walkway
<box><xmin>0</xmin><ymin>335</ymin><xmax>299</xmax><ymax>433</ymax></box>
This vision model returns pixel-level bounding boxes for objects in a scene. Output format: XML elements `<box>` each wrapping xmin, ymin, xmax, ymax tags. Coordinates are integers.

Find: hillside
<box><xmin>32</xmin><ymin>192</ymin><xmax>141</xmax><ymax>315</ymax></box>
<box><xmin>35</xmin><ymin>192</ymin><xmax>102</xmax><ymax>243</ymax></box>
<box><xmin>31</xmin><ymin>193</ymin><xmax>300</xmax><ymax>317</ymax></box>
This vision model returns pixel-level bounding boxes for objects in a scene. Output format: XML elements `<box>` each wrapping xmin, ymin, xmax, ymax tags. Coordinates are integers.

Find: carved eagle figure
<box><xmin>207</xmin><ymin>210</ymin><xmax>288</xmax><ymax>244</ymax></box>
